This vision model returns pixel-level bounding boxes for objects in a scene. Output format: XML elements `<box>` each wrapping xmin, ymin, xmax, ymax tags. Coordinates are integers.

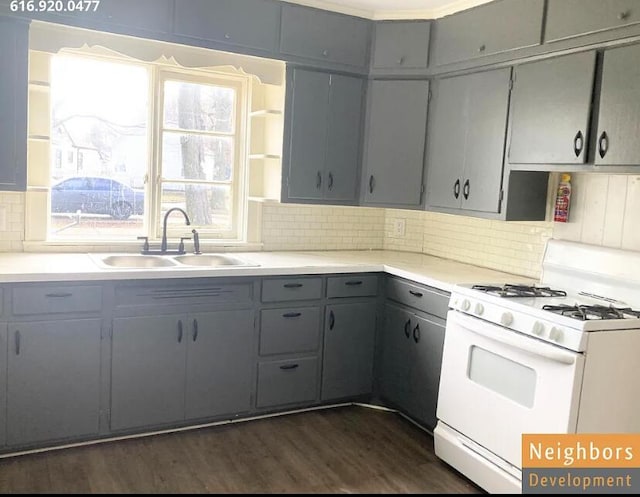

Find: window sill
<box><xmin>22</xmin><ymin>240</ymin><xmax>265</xmax><ymax>254</ymax></box>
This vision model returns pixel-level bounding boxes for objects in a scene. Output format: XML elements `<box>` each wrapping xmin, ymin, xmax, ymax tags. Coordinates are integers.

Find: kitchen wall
<box><xmin>552</xmin><ymin>174</ymin><xmax>640</xmax><ymax>251</ymax></box>
<box><xmin>384</xmin><ymin>209</ymin><xmax>553</xmax><ymax>279</ymax></box>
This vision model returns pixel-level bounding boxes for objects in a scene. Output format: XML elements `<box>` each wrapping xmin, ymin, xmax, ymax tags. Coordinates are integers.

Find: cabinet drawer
<box><xmin>545</xmin><ymin>0</ymin><xmax>640</xmax><ymax>43</ymax></box>
<box><xmin>261</xmin><ymin>277</ymin><xmax>322</xmax><ymax>302</ymax></box>
<box><xmin>12</xmin><ymin>285</ymin><xmax>102</xmax><ymax>316</ymax></box>
<box><xmin>280</xmin><ymin>3</ymin><xmax>370</xmax><ymax>68</ymax></box>
<box><xmin>386</xmin><ymin>278</ymin><xmax>449</xmax><ymax>319</ymax></box>
<box><xmin>115</xmin><ymin>281</ymin><xmax>253</xmax><ymax>308</ymax></box>
<box><xmin>260</xmin><ymin>307</ymin><xmax>321</xmax><ymax>355</ymax></box>
<box><xmin>372</xmin><ymin>21</ymin><xmax>431</xmax><ymax>70</ymax></box>
<box><xmin>257</xmin><ymin>356</ymin><xmax>318</xmax><ymax>408</ymax></box>
<box><xmin>173</xmin><ymin>0</ymin><xmax>281</xmax><ymax>52</ymax></box>
<box><xmin>431</xmin><ymin>0</ymin><xmax>544</xmax><ymax>66</ymax></box>
<box><xmin>326</xmin><ymin>274</ymin><xmax>378</xmax><ymax>298</ymax></box>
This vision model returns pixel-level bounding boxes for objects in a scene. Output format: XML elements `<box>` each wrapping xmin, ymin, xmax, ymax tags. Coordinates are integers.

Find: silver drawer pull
<box><xmin>45</xmin><ymin>292</ymin><xmax>73</xmax><ymax>298</ymax></box>
<box><xmin>279</xmin><ymin>364</ymin><xmax>299</xmax><ymax>371</ymax></box>
<box><xmin>345</xmin><ymin>280</ymin><xmax>363</xmax><ymax>286</ymax></box>
<box><xmin>409</xmin><ymin>290</ymin><xmax>423</xmax><ymax>298</ymax></box>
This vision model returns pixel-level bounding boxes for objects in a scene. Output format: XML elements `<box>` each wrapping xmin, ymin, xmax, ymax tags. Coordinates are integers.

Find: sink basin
<box><xmin>98</xmin><ymin>255</ymin><xmax>178</xmax><ymax>268</ymax></box>
<box><xmin>173</xmin><ymin>254</ymin><xmax>258</xmax><ymax>267</ymax></box>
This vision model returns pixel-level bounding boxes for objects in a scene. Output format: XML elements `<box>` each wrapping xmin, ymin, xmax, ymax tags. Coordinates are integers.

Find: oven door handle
<box><xmin>451</xmin><ymin>311</ymin><xmax>578</xmax><ymax>365</ymax></box>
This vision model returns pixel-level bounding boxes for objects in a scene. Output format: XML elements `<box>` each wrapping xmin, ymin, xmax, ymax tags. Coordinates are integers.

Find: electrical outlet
<box><xmin>393</xmin><ymin>218</ymin><xmax>406</xmax><ymax>238</ymax></box>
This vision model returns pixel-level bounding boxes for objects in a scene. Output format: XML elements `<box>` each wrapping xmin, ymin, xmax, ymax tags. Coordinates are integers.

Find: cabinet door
<box><xmin>185</xmin><ymin>310</ymin><xmax>254</xmax><ymax>420</ymax></box>
<box><xmin>6</xmin><ymin>319</ymin><xmax>101</xmax><ymax>446</ymax></box>
<box><xmin>280</xmin><ymin>3</ymin><xmax>370</xmax><ymax>68</ymax></box>
<box><xmin>87</xmin><ymin>0</ymin><xmax>172</xmax><ymax>33</ymax></box>
<box><xmin>372</xmin><ymin>21</ymin><xmax>431</xmax><ymax>71</ymax></box>
<box><xmin>509</xmin><ymin>52</ymin><xmax>596</xmax><ymax>165</ymax></box>
<box><xmin>405</xmin><ymin>314</ymin><xmax>445</xmax><ymax>430</ymax></box>
<box><xmin>425</xmin><ymin>75</ymin><xmax>468</xmax><ymax>210</ymax></box>
<box><xmin>285</xmin><ymin>69</ymin><xmax>329</xmax><ymax>200</ymax></box>
<box><xmin>0</xmin><ymin>18</ymin><xmax>27</xmax><ymax>191</ymax></box>
<box><xmin>431</xmin><ymin>0</ymin><xmax>544</xmax><ymax>66</ymax></box>
<box><xmin>378</xmin><ymin>303</ymin><xmax>413</xmax><ymax>411</ymax></box>
<box><xmin>111</xmin><ymin>315</ymin><xmax>186</xmax><ymax>431</ymax></box>
<box><xmin>321</xmin><ymin>302</ymin><xmax>377</xmax><ymax>401</ymax></box>
<box><xmin>324</xmin><ymin>74</ymin><xmax>364</xmax><ymax>202</ymax></box>
<box><xmin>595</xmin><ymin>44</ymin><xmax>640</xmax><ymax>165</ymax></box>
<box><xmin>0</xmin><ymin>323</ymin><xmax>7</xmax><ymax>447</ymax></box>
<box><xmin>461</xmin><ymin>68</ymin><xmax>511</xmax><ymax>213</ymax></box>
<box><xmin>173</xmin><ymin>0</ymin><xmax>281</xmax><ymax>53</ymax></box>
<box><xmin>362</xmin><ymin>80</ymin><xmax>429</xmax><ymax>207</ymax></box>
<box><xmin>545</xmin><ymin>0</ymin><xmax>640</xmax><ymax>43</ymax></box>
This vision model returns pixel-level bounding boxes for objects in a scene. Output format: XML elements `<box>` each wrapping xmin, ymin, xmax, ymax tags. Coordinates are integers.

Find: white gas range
<box><xmin>434</xmin><ymin>240</ymin><xmax>640</xmax><ymax>494</ymax></box>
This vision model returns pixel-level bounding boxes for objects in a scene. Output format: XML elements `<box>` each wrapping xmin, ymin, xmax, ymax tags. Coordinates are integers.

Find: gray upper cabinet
<box><xmin>280</xmin><ymin>3</ymin><xmax>371</xmax><ymax>69</ymax></box>
<box><xmin>6</xmin><ymin>319</ymin><xmax>101</xmax><ymax>446</ymax></box>
<box><xmin>426</xmin><ymin>68</ymin><xmax>511</xmax><ymax>214</ymax></box>
<box><xmin>361</xmin><ymin>80</ymin><xmax>429</xmax><ymax>208</ymax></box>
<box><xmin>283</xmin><ymin>68</ymin><xmax>364</xmax><ymax>204</ymax></box>
<box><xmin>431</xmin><ymin>0</ymin><xmax>544</xmax><ymax>66</ymax></box>
<box><xmin>595</xmin><ymin>43</ymin><xmax>640</xmax><ymax>166</ymax></box>
<box><xmin>0</xmin><ymin>17</ymin><xmax>27</xmax><ymax>191</ymax></box>
<box><xmin>173</xmin><ymin>0</ymin><xmax>281</xmax><ymax>53</ymax></box>
<box><xmin>545</xmin><ymin>0</ymin><xmax>640</xmax><ymax>43</ymax></box>
<box><xmin>371</xmin><ymin>21</ymin><xmax>431</xmax><ymax>72</ymax></box>
<box><xmin>321</xmin><ymin>302</ymin><xmax>377</xmax><ymax>401</ymax></box>
<box><xmin>508</xmin><ymin>51</ymin><xmax>597</xmax><ymax>165</ymax></box>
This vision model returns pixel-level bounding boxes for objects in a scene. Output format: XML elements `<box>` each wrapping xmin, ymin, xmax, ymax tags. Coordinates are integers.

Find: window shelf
<box><xmin>249</xmin><ymin>153</ymin><xmax>281</xmax><ymax>160</ymax></box>
<box><xmin>250</xmin><ymin>109</ymin><xmax>283</xmax><ymax>118</ymax></box>
<box><xmin>28</xmin><ymin>81</ymin><xmax>50</xmax><ymax>93</ymax></box>
<box><xmin>248</xmin><ymin>196</ymin><xmax>280</xmax><ymax>203</ymax></box>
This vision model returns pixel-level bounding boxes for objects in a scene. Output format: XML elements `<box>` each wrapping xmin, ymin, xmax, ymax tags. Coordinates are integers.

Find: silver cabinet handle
<box><xmin>15</xmin><ymin>330</ymin><xmax>21</xmax><ymax>356</ymax></box>
<box><xmin>45</xmin><ymin>292</ymin><xmax>72</xmax><ymax>298</ymax></box>
<box><xmin>192</xmin><ymin>319</ymin><xmax>198</xmax><ymax>342</ymax></box>
<box><xmin>177</xmin><ymin>320</ymin><xmax>183</xmax><ymax>343</ymax></box>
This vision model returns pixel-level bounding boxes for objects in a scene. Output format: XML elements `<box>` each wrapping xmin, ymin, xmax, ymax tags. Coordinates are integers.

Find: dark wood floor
<box><xmin>0</xmin><ymin>405</ymin><xmax>483</xmax><ymax>494</ymax></box>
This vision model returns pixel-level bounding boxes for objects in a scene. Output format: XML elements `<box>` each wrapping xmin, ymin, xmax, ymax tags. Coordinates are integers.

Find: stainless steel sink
<box><xmin>173</xmin><ymin>254</ymin><xmax>258</xmax><ymax>267</ymax></box>
<box><xmin>98</xmin><ymin>255</ymin><xmax>178</xmax><ymax>268</ymax></box>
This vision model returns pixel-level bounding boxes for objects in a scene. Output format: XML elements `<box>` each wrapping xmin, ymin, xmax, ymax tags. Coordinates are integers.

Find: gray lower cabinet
<box><xmin>379</xmin><ymin>303</ymin><xmax>445</xmax><ymax>430</ymax></box>
<box><xmin>173</xmin><ymin>0</ymin><xmax>281</xmax><ymax>54</ymax></box>
<box><xmin>283</xmin><ymin>68</ymin><xmax>364</xmax><ymax>204</ymax></box>
<box><xmin>321</xmin><ymin>302</ymin><xmax>377</xmax><ymax>401</ymax></box>
<box><xmin>426</xmin><ymin>68</ymin><xmax>511</xmax><ymax>213</ymax></box>
<box><xmin>256</xmin><ymin>357</ymin><xmax>319</xmax><ymax>408</ymax></box>
<box><xmin>0</xmin><ymin>323</ymin><xmax>7</xmax><ymax>447</ymax></box>
<box><xmin>545</xmin><ymin>0</ymin><xmax>640</xmax><ymax>43</ymax></box>
<box><xmin>361</xmin><ymin>79</ymin><xmax>429</xmax><ymax>208</ymax></box>
<box><xmin>508</xmin><ymin>51</ymin><xmax>597</xmax><ymax>165</ymax></box>
<box><xmin>594</xmin><ymin>43</ymin><xmax>640</xmax><ymax>166</ymax></box>
<box><xmin>0</xmin><ymin>17</ymin><xmax>27</xmax><ymax>191</ymax></box>
<box><xmin>430</xmin><ymin>0</ymin><xmax>544</xmax><ymax>66</ymax></box>
<box><xmin>111</xmin><ymin>310</ymin><xmax>254</xmax><ymax>431</ymax></box>
<box><xmin>6</xmin><ymin>319</ymin><xmax>102</xmax><ymax>446</ymax></box>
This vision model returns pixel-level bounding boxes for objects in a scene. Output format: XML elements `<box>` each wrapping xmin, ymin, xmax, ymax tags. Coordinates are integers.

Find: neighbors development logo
<box><xmin>522</xmin><ymin>434</ymin><xmax>640</xmax><ymax>494</ymax></box>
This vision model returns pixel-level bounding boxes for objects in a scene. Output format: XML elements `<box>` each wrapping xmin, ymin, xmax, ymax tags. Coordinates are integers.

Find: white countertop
<box><xmin>0</xmin><ymin>250</ymin><xmax>536</xmax><ymax>291</ymax></box>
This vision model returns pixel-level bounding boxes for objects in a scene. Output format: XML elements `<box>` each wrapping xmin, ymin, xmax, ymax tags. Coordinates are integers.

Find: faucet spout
<box><xmin>161</xmin><ymin>207</ymin><xmax>191</xmax><ymax>253</ymax></box>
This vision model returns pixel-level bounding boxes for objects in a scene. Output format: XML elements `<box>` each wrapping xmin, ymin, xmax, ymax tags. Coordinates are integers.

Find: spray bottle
<box><xmin>553</xmin><ymin>173</ymin><xmax>572</xmax><ymax>223</ymax></box>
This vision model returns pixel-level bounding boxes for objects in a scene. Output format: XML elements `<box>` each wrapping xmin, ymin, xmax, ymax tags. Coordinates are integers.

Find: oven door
<box><xmin>437</xmin><ymin>310</ymin><xmax>585</xmax><ymax>469</ymax></box>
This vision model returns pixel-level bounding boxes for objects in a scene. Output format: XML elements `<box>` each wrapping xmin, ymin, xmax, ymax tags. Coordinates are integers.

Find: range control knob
<box><xmin>549</xmin><ymin>327</ymin><xmax>564</xmax><ymax>343</ymax></box>
<box><xmin>500</xmin><ymin>312</ymin><xmax>514</xmax><ymax>327</ymax></box>
<box><xmin>532</xmin><ymin>321</ymin><xmax>545</xmax><ymax>336</ymax></box>
<box><xmin>461</xmin><ymin>299</ymin><xmax>471</xmax><ymax>311</ymax></box>
<box><xmin>474</xmin><ymin>303</ymin><xmax>485</xmax><ymax>315</ymax></box>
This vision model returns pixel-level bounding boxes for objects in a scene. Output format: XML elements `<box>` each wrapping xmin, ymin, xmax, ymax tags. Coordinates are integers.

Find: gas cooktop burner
<box><xmin>542</xmin><ymin>304</ymin><xmax>640</xmax><ymax>321</ymax></box>
<box><xmin>471</xmin><ymin>284</ymin><xmax>568</xmax><ymax>298</ymax></box>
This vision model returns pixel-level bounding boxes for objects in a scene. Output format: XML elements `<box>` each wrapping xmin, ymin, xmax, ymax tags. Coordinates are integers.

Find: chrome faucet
<box><xmin>161</xmin><ymin>207</ymin><xmax>191</xmax><ymax>253</ymax></box>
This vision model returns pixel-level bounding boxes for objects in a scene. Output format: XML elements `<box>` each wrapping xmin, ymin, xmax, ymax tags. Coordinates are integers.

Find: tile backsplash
<box><xmin>0</xmin><ymin>192</ymin><xmax>25</xmax><ymax>252</ymax></box>
<box><xmin>385</xmin><ymin>209</ymin><xmax>554</xmax><ymax>279</ymax></box>
<box><xmin>261</xmin><ymin>203</ymin><xmax>384</xmax><ymax>251</ymax></box>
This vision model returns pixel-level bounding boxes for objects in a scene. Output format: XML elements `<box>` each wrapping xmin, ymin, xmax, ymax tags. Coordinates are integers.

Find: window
<box><xmin>48</xmin><ymin>52</ymin><xmax>248</xmax><ymax>242</ymax></box>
